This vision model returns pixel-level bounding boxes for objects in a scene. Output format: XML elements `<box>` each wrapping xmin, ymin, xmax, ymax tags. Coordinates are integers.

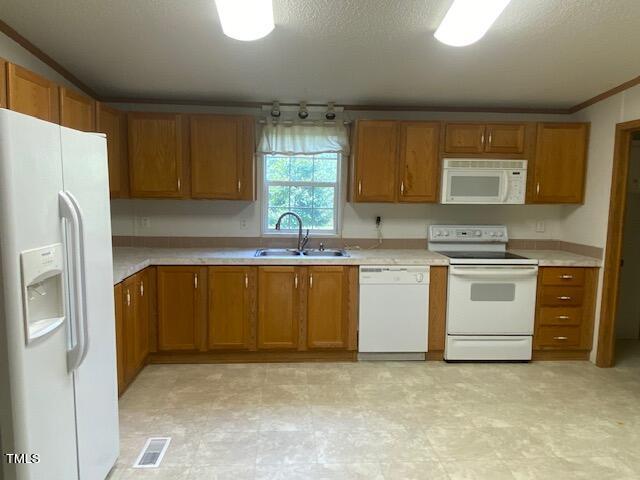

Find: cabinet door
<box><xmin>59</xmin><ymin>87</ymin><xmax>96</xmax><ymax>131</ymax></box>
<box><xmin>122</xmin><ymin>276</ymin><xmax>138</xmax><ymax>383</ymax></box>
<box><xmin>191</xmin><ymin>115</ymin><xmax>255</xmax><ymax>200</ymax></box>
<box><xmin>444</xmin><ymin>123</ymin><xmax>485</xmax><ymax>154</ymax></box>
<box><xmin>114</xmin><ymin>284</ymin><xmax>126</xmax><ymax>394</ymax></box>
<box><xmin>484</xmin><ymin>124</ymin><xmax>525</xmax><ymax>154</ymax></box>
<box><xmin>0</xmin><ymin>58</ymin><xmax>6</xmax><ymax>108</ymax></box>
<box><xmin>134</xmin><ymin>269</ymin><xmax>150</xmax><ymax>368</ymax></box>
<box><xmin>208</xmin><ymin>266</ymin><xmax>256</xmax><ymax>350</ymax></box>
<box><xmin>398</xmin><ymin>122</ymin><xmax>440</xmax><ymax>203</ymax></box>
<box><xmin>258</xmin><ymin>267</ymin><xmax>301</xmax><ymax>349</ymax></box>
<box><xmin>529</xmin><ymin>123</ymin><xmax>589</xmax><ymax>203</ymax></box>
<box><xmin>97</xmin><ymin>104</ymin><xmax>129</xmax><ymax>198</ymax></box>
<box><xmin>157</xmin><ymin>267</ymin><xmax>205</xmax><ymax>351</ymax></box>
<box><xmin>128</xmin><ymin>113</ymin><xmax>186</xmax><ymax>198</ymax></box>
<box><xmin>352</xmin><ymin>120</ymin><xmax>397</xmax><ymax>202</ymax></box>
<box><xmin>6</xmin><ymin>63</ymin><xmax>59</xmax><ymax>123</ymax></box>
<box><xmin>307</xmin><ymin>267</ymin><xmax>348</xmax><ymax>349</ymax></box>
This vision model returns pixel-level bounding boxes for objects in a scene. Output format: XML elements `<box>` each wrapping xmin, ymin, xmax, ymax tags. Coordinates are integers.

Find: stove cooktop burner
<box><xmin>438</xmin><ymin>251</ymin><xmax>530</xmax><ymax>260</ymax></box>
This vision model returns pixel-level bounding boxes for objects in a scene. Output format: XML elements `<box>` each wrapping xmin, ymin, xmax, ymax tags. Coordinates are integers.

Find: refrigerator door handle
<box><xmin>67</xmin><ymin>191</ymin><xmax>90</xmax><ymax>367</ymax></box>
<box><xmin>59</xmin><ymin>191</ymin><xmax>87</xmax><ymax>372</ymax></box>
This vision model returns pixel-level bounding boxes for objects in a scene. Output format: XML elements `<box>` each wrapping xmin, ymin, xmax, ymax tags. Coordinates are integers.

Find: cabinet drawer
<box><xmin>538</xmin><ymin>307</ymin><xmax>582</xmax><ymax>326</ymax></box>
<box><xmin>540</xmin><ymin>268</ymin><xmax>585</xmax><ymax>287</ymax></box>
<box><xmin>539</xmin><ymin>286</ymin><xmax>584</xmax><ymax>307</ymax></box>
<box><xmin>535</xmin><ymin>326</ymin><xmax>581</xmax><ymax>348</ymax></box>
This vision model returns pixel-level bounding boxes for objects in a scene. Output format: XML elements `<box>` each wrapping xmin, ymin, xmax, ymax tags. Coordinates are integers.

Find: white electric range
<box><xmin>428</xmin><ymin>225</ymin><xmax>539</xmax><ymax>361</ymax></box>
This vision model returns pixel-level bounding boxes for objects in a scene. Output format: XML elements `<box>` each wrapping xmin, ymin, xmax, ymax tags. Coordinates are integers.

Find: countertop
<box><xmin>112</xmin><ymin>247</ymin><xmax>602</xmax><ymax>285</ymax></box>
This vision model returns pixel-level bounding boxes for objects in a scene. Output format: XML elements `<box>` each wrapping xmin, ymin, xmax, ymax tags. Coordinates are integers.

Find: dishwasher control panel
<box><xmin>360</xmin><ymin>266</ymin><xmax>430</xmax><ymax>284</ymax></box>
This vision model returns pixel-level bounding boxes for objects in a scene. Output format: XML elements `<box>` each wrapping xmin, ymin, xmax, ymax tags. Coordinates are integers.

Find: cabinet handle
<box><xmin>177</xmin><ymin>178</ymin><xmax>181</xmax><ymax>191</ymax></box>
<box><xmin>194</xmin><ymin>273</ymin><xmax>198</xmax><ymax>289</ymax></box>
<box><xmin>481</xmin><ymin>132</ymin><xmax>485</xmax><ymax>145</ymax></box>
<box><xmin>139</xmin><ymin>280</ymin><xmax>144</xmax><ymax>297</ymax></box>
<box><xmin>358</xmin><ymin>181</ymin><xmax>362</xmax><ymax>196</ymax></box>
<box><xmin>553</xmin><ymin>336</ymin><xmax>568</xmax><ymax>341</ymax></box>
<box><xmin>488</xmin><ymin>132</ymin><xmax>492</xmax><ymax>145</ymax></box>
<box><xmin>400</xmin><ymin>181</ymin><xmax>404</xmax><ymax>195</ymax></box>
<box><xmin>559</xmin><ymin>274</ymin><xmax>574</xmax><ymax>280</ymax></box>
<box><xmin>245</xmin><ymin>273</ymin><xmax>249</xmax><ymax>289</ymax></box>
<box><xmin>557</xmin><ymin>296</ymin><xmax>571</xmax><ymax>301</ymax></box>
<box><xmin>126</xmin><ymin>289</ymin><xmax>131</xmax><ymax>306</ymax></box>
<box><xmin>556</xmin><ymin>315</ymin><xmax>570</xmax><ymax>320</ymax></box>
<box><xmin>309</xmin><ymin>274</ymin><xmax>313</xmax><ymax>289</ymax></box>
<box><xmin>237</xmin><ymin>179</ymin><xmax>241</xmax><ymax>193</ymax></box>
<box><xmin>294</xmin><ymin>274</ymin><xmax>298</xmax><ymax>289</ymax></box>
<box><xmin>536</xmin><ymin>182</ymin><xmax>540</xmax><ymax>195</ymax></box>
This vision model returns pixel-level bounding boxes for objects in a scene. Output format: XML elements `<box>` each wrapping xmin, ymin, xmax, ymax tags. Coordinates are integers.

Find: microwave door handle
<box><xmin>501</xmin><ymin>171</ymin><xmax>509</xmax><ymax>202</ymax></box>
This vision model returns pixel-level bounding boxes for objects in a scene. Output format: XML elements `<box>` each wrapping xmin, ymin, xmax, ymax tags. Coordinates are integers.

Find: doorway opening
<box><xmin>597</xmin><ymin>120</ymin><xmax>640</xmax><ymax>367</ymax></box>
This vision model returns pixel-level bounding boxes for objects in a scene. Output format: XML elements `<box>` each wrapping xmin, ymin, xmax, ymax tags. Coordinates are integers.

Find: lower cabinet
<box><xmin>157</xmin><ymin>266</ymin><xmax>207</xmax><ymax>351</ymax></box>
<box><xmin>208</xmin><ymin>266</ymin><xmax>257</xmax><ymax>350</ymax></box>
<box><xmin>258</xmin><ymin>266</ymin><xmax>302</xmax><ymax>350</ymax></box>
<box><xmin>115</xmin><ymin>268</ymin><xmax>152</xmax><ymax>394</ymax></box>
<box><xmin>533</xmin><ymin>267</ymin><xmax>598</xmax><ymax>359</ymax></box>
<box><xmin>307</xmin><ymin>266</ymin><xmax>349</xmax><ymax>349</ymax></box>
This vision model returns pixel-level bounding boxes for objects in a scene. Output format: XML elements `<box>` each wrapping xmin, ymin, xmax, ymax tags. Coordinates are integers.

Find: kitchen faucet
<box><xmin>275</xmin><ymin>212</ymin><xmax>309</xmax><ymax>252</ymax></box>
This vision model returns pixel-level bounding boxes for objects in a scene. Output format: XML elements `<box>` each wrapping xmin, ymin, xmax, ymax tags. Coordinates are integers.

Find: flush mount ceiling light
<box><xmin>434</xmin><ymin>0</ymin><xmax>511</xmax><ymax>47</ymax></box>
<box><xmin>214</xmin><ymin>0</ymin><xmax>274</xmax><ymax>41</ymax></box>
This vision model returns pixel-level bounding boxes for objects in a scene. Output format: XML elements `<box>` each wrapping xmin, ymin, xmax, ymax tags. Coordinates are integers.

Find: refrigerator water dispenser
<box><xmin>21</xmin><ymin>243</ymin><xmax>65</xmax><ymax>343</ymax></box>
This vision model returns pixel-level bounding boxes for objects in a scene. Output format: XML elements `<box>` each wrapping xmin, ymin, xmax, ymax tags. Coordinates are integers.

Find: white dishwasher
<box><xmin>358</xmin><ymin>266</ymin><xmax>430</xmax><ymax>359</ymax></box>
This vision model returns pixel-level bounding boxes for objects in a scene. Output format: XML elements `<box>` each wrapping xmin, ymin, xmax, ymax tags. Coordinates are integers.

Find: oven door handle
<box><xmin>450</xmin><ymin>266</ymin><xmax>538</xmax><ymax>279</ymax></box>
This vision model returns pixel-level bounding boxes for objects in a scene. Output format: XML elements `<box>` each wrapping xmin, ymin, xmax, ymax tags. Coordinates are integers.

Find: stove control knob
<box><xmin>497</xmin><ymin>232</ymin><xmax>504</xmax><ymax>237</ymax></box>
<box><xmin>490</xmin><ymin>232</ymin><xmax>497</xmax><ymax>237</ymax></box>
<box><xmin>443</xmin><ymin>231</ymin><xmax>450</xmax><ymax>237</ymax></box>
<box><xmin>474</xmin><ymin>230</ymin><xmax>482</xmax><ymax>236</ymax></box>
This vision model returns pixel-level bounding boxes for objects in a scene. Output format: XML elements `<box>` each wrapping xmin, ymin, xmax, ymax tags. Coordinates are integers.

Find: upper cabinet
<box><xmin>444</xmin><ymin>122</ymin><xmax>527</xmax><ymax>156</ymax></box>
<box><xmin>97</xmin><ymin>104</ymin><xmax>129</xmax><ymax>198</ymax></box>
<box><xmin>351</xmin><ymin>120</ymin><xmax>441</xmax><ymax>203</ymax></box>
<box><xmin>0</xmin><ymin>58</ymin><xmax>6</xmax><ymax>108</ymax></box>
<box><xmin>59</xmin><ymin>87</ymin><xmax>96</xmax><ymax>132</ymax></box>
<box><xmin>190</xmin><ymin>115</ymin><xmax>255</xmax><ymax>200</ymax></box>
<box><xmin>398</xmin><ymin>122</ymin><xmax>441</xmax><ymax>203</ymax></box>
<box><xmin>528</xmin><ymin>123</ymin><xmax>590</xmax><ymax>204</ymax></box>
<box><xmin>6</xmin><ymin>63</ymin><xmax>59</xmax><ymax>123</ymax></box>
<box><xmin>351</xmin><ymin>120</ymin><xmax>398</xmax><ymax>202</ymax></box>
<box><xmin>128</xmin><ymin>112</ymin><xmax>187</xmax><ymax>198</ymax></box>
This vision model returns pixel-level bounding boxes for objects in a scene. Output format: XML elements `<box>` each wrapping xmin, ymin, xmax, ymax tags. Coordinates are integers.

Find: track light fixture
<box><xmin>325</xmin><ymin>102</ymin><xmax>336</xmax><ymax>120</ymax></box>
<box><xmin>270</xmin><ymin>101</ymin><xmax>281</xmax><ymax>118</ymax></box>
<box><xmin>298</xmin><ymin>102</ymin><xmax>309</xmax><ymax>120</ymax></box>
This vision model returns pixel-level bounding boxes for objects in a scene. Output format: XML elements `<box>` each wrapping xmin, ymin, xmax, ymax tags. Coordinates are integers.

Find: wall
<box><xmin>615</xmin><ymin>142</ymin><xmax>640</xmax><ymax>339</ymax></box>
<box><xmin>0</xmin><ymin>32</ymin><xmax>77</xmax><ymax>90</ymax></box>
<box><xmin>567</xmin><ymin>85</ymin><xmax>640</xmax><ymax>359</ymax></box>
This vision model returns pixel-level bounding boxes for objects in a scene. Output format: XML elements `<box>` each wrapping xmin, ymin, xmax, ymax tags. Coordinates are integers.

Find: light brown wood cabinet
<box><xmin>128</xmin><ymin>112</ymin><xmax>187</xmax><ymax>198</ymax></box>
<box><xmin>157</xmin><ymin>266</ymin><xmax>206</xmax><ymax>351</ymax></box>
<box><xmin>444</xmin><ymin>122</ymin><xmax>526</xmax><ymax>155</ymax></box>
<box><xmin>6</xmin><ymin>63</ymin><xmax>59</xmax><ymax>123</ymax></box>
<box><xmin>0</xmin><ymin>58</ymin><xmax>6</xmax><ymax>108</ymax></box>
<box><xmin>258</xmin><ymin>267</ymin><xmax>302</xmax><ymax>350</ymax></box>
<box><xmin>351</xmin><ymin>120</ymin><xmax>398</xmax><ymax>202</ymax></box>
<box><xmin>208</xmin><ymin>266</ymin><xmax>257</xmax><ymax>350</ymax></box>
<box><xmin>351</xmin><ymin>120</ymin><xmax>441</xmax><ymax>203</ymax></box>
<box><xmin>97</xmin><ymin>103</ymin><xmax>129</xmax><ymax>198</ymax></box>
<box><xmin>398</xmin><ymin>122</ymin><xmax>441</xmax><ymax>202</ymax></box>
<box><xmin>59</xmin><ymin>87</ymin><xmax>96</xmax><ymax>131</ymax></box>
<box><xmin>122</xmin><ymin>270</ymin><xmax>149</xmax><ymax>384</ymax></box>
<box><xmin>533</xmin><ymin>267</ymin><xmax>598</xmax><ymax>358</ymax></box>
<box><xmin>190</xmin><ymin>115</ymin><xmax>255</xmax><ymax>200</ymax></box>
<box><xmin>113</xmin><ymin>284</ymin><xmax>126</xmax><ymax>394</ymax></box>
<box><xmin>306</xmin><ymin>266</ymin><xmax>349</xmax><ymax>349</ymax></box>
<box><xmin>527</xmin><ymin>123</ymin><xmax>589</xmax><ymax>204</ymax></box>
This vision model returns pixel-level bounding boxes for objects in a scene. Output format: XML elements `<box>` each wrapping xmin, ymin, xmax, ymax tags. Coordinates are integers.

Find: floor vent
<box><xmin>133</xmin><ymin>437</ymin><xmax>171</xmax><ymax>468</ymax></box>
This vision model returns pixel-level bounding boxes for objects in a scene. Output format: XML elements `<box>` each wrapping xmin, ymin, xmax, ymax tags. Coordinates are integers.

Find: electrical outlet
<box><xmin>535</xmin><ymin>220</ymin><xmax>545</xmax><ymax>233</ymax></box>
<box><xmin>239</xmin><ymin>219</ymin><xmax>248</xmax><ymax>230</ymax></box>
<box><xmin>138</xmin><ymin>217</ymin><xmax>151</xmax><ymax>229</ymax></box>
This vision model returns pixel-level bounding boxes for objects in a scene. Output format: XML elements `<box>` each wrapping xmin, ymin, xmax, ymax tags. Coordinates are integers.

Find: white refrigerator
<box><xmin>0</xmin><ymin>108</ymin><xmax>119</xmax><ymax>479</ymax></box>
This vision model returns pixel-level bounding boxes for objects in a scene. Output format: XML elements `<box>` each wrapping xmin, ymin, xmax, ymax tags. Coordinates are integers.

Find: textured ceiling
<box><xmin>1</xmin><ymin>0</ymin><xmax>640</xmax><ymax>109</ymax></box>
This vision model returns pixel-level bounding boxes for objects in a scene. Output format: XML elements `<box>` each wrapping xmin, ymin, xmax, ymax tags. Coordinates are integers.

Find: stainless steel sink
<box><xmin>254</xmin><ymin>249</ymin><xmax>301</xmax><ymax>257</ymax></box>
<box><xmin>302</xmin><ymin>249</ymin><xmax>349</xmax><ymax>257</ymax></box>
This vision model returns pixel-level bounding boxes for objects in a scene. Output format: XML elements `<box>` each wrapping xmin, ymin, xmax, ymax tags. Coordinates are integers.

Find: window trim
<box><xmin>260</xmin><ymin>152</ymin><xmax>343</xmax><ymax>237</ymax></box>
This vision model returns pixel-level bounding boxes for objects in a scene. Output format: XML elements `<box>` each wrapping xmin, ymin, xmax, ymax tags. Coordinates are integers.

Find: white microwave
<box><xmin>441</xmin><ymin>159</ymin><xmax>527</xmax><ymax>204</ymax></box>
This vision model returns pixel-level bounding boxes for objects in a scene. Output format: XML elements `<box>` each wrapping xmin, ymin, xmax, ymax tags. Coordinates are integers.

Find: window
<box><xmin>263</xmin><ymin>153</ymin><xmax>341</xmax><ymax>234</ymax></box>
